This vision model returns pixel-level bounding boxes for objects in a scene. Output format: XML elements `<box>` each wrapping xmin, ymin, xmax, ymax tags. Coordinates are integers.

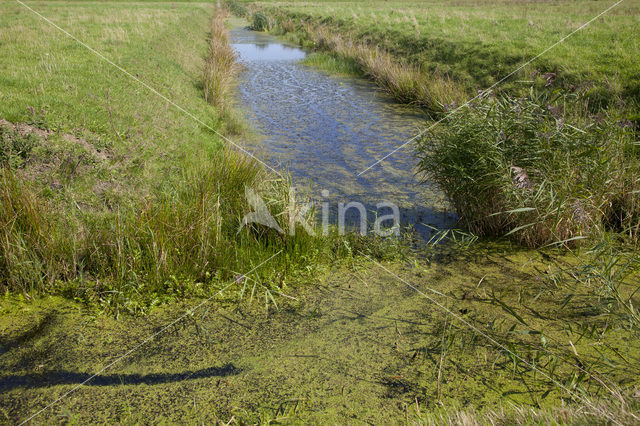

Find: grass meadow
<box><xmin>241</xmin><ymin>0</ymin><xmax>640</xmax><ymax>114</ymax></box>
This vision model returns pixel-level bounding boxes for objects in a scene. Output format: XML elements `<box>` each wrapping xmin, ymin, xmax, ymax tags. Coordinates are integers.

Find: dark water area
<box><xmin>231</xmin><ymin>27</ymin><xmax>457</xmax><ymax>238</ymax></box>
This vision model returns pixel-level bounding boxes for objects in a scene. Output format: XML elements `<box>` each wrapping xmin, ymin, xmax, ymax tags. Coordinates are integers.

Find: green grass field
<box><xmin>245</xmin><ymin>0</ymin><xmax>640</xmax><ymax>109</ymax></box>
<box><xmin>1</xmin><ymin>0</ymin><xmax>215</xmax><ymax>196</ymax></box>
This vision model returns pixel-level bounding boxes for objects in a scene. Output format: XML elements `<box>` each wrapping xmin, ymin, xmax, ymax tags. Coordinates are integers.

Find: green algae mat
<box><xmin>2</xmin><ymin>249</ymin><xmax>639</xmax><ymax>423</ymax></box>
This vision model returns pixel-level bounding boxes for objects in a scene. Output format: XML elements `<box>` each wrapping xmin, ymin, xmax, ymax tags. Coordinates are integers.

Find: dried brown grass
<box><xmin>203</xmin><ymin>8</ymin><xmax>239</xmax><ymax>110</ymax></box>
<box><xmin>416</xmin><ymin>388</ymin><xmax>640</xmax><ymax>425</ymax></box>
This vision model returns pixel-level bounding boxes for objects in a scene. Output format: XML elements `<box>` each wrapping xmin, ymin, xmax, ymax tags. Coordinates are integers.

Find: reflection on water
<box><xmin>233</xmin><ymin>43</ymin><xmax>306</xmax><ymax>62</ymax></box>
<box><xmin>231</xmin><ymin>28</ymin><xmax>457</xmax><ymax>237</ymax></box>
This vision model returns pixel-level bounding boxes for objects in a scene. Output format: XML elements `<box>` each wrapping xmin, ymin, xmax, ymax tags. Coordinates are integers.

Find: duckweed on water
<box><xmin>2</xmin><ymin>244</ymin><xmax>638</xmax><ymax>423</ymax></box>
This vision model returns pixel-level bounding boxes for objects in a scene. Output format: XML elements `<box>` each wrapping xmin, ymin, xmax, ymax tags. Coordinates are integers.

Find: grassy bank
<box><xmin>203</xmin><ymin>8</ymin><xmax>246</xmax><ymax>134</ymax></box>
<box><xmin>0</xmin><ymin>1</ymin><xmax>385</xmax><ymax>315</ymax></box>
<box><xmin>234</xmin><ymin>0</ymin><xmax>640</xmax><ymax>115</ymax></box>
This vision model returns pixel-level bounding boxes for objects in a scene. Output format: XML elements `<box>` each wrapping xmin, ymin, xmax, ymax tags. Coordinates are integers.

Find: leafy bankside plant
<box><xmin>251</xmin><ymin>12</ymin><xmax>271</xmax><ymax>31</ymax></box>
<box><xmin>415</xmin><ymin>89</ymin><xmax>639</xmax><ymax>247</ymax></box>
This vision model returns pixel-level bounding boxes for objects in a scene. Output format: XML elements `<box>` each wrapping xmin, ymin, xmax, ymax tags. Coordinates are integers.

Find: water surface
<box><xmin>231</xmin><ymin>28</ymin><xmax>456</xmax><ymax>236</ymax></box>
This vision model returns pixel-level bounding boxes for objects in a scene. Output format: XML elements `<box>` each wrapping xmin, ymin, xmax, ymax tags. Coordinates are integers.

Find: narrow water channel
<box><xmin>231</xmin><ymin>27</ymin><xmax>456</xmax><ymax>237</ymax></box>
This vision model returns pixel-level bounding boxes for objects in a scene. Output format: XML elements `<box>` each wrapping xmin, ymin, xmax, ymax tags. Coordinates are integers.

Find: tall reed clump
<box><xmin>415</xmin><ymin>89</ymin><xmax>639</xmax><ymax>247</ymax></box>
<box><xmin>203</xmin><ymin>9</ymin><xmax>239</xmax><ymax>112</ymax></box>
<box><xmin>251</xmin><ymin>12</ymin><xmax>271</xmax><ymax>31</ymax></box>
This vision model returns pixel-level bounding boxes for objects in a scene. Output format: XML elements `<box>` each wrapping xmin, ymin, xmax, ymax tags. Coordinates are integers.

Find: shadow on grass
<box><xmin>0</xmin><ymin>363</ymin><xmax>240</xmax><ymax>391</ymax></box>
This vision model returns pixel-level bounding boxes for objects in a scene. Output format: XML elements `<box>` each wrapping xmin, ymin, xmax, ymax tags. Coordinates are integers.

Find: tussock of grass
<box><xmin>415</xmin><ymin>90</ymin><xmax>639</xmax><ymax>247</ymax></box>
<box><xmin>227</xmin><ymin>0</ymin><xmax>249</xmax><ymax>18</ymax></box>
<box><xmin>203</xmin><ymin>8</ymin><xmax>242</xmax><ymax>134</ymax></box>
<box><xmin>0</xmin><ymin>170</ymin><xmax>58</xmax><ymax>293</ymax></box>
<box><xmin>251</xmin><ymin>11</ymin><xmax>271</xmax><ymax>31</ymax></box>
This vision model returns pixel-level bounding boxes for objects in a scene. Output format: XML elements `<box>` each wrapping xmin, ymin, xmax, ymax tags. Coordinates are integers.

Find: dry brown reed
<box><xmin>203</xmin><ymin>8</ymin><xmax>239</xmax><ymax>110</ymax></box>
